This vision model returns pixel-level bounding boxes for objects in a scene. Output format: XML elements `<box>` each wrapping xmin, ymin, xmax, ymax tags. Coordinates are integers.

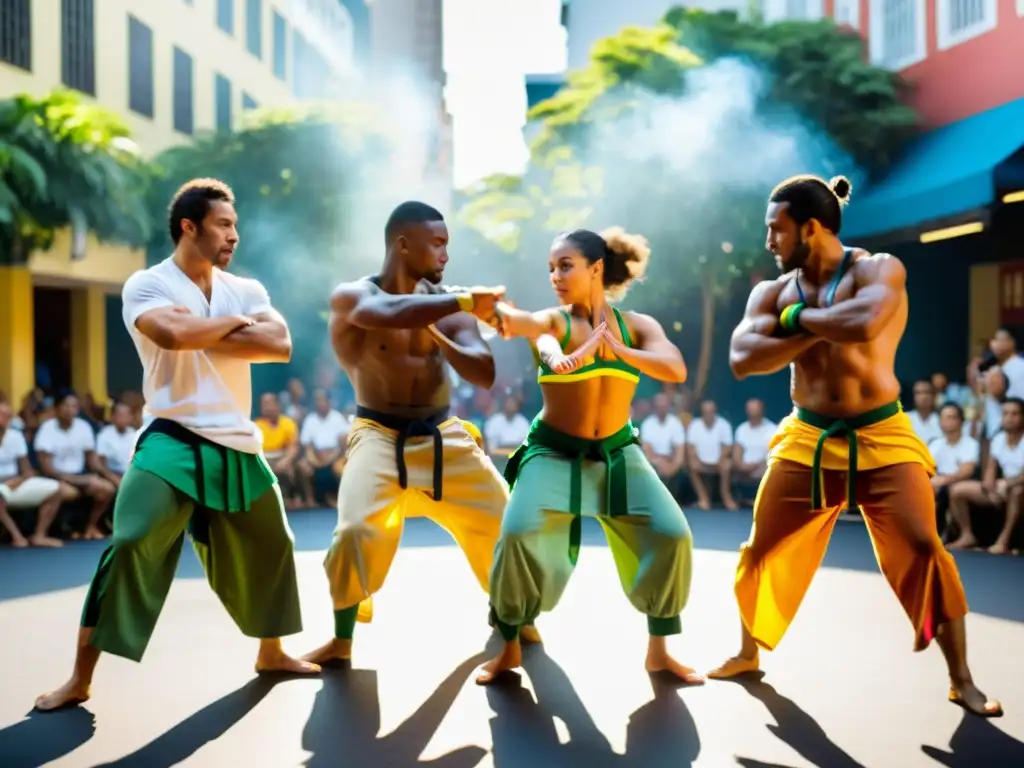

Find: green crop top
<box><xmin>536</xmin><ymin>307</ymin><xmax>641</xmax><ymax>384</ymax></box>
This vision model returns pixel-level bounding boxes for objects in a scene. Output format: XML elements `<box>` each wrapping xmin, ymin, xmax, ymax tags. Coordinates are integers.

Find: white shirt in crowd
<box><xmin>484</xmin><ymin>412</ymin><xmax>530</xmax><ymax>450</ymax></box>
<box><xmin>928</xmin><ymin>434</ymin><xmax>980</xmax><ymax>477</ymax></box>
<box><xmin>300</xmin><ymin>410</ymin><xmax>350</xmax><ymax>451</ymax></box>
<box><xmin>908</xmin><ymin>410</ymin><xmax>942</xmax><ymax>446</ymax></box>
<box><xmin>122</xmin><ymin>257</ymin><xmax>274</xmax><ymax>454</ymax></box>
<box><xmin>97</xmin><ymin>424</ymin><xmax>139</xmax><ymax>474</ymax></box>
<box><xmin>34</xmin><ymin>418</ymin><xmax>96</xmax><ymax>475</ymax></box>
<box><xmin>639</xmin><ymin>413</ymin><xmax>686</xmax><ymax>457</ymax></box>
<box><xmin>686</xmin><ymin>416</ymin><xmax>733</xmax><ymax>465</ymax></box>
<box><xmin>734</xmin><ymin>419</ymin><xmax>777</xmax><ymax>464</ymax></box>
<box><xmin>1000</xmin><ymin>355</ymin><xmax>1024</xmax><ymax>398</ymax></box>
<box><xmin>0</xmin><ymin>428</ymin><xmax>29</xmax><ymax>480</ymax></box>
<box><xmin>989</xmin><ymin>431</ymin><xmax>1024</xmax><ymax>478</ymax></box>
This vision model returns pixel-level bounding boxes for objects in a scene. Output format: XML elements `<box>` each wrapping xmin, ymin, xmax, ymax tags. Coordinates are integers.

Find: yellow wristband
<box><xmin>455</xmin><ymin>293</ymin><xmax>474</xmax><ymax>312</ymax></box>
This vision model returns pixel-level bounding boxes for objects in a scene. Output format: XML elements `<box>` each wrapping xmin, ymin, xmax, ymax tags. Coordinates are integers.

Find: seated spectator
<box><xmin>979</xmin><ymin>367</ymin><xmax>1008</xmax><ymax>444</ymax></box>
<box><xmin>95</xmin><ymin>402</ymin><xmax>137</xmax><ymax>488</ymax></box>
<box><xmin>928</xmin><ymin>403</ymin><xmax>979</xmax><ymax>537</ymax></box>
<box><xmin>0</xmin><ymin>401</ymin><xmax>65</xmax><ymax>547</ymax></box>
<box><xmin>255</xmin><ymin>392</ymin><xmax>302</xmax><ymax>508</ymax></box>
<box><xmin>279</xmin><ymin>377</ymin><xmax>308</xmax><ymax>424</ymax></box>
<box><xmin>296</xmin><ymin>389</ymin><xmax>349</xmax><ymax>507</ymax></box>
<box><xmin>947</xmin><ymin>397</ymin><xmax>1024</xmax><ymax>554</ymax></box>
<box><xmin>34</xmin><ymin>392</ymin><xmax>115</xmax><ymax>540</ymax></box>
<box><xmin>731</xmin><ymin>398</ymin><xmax>777</xmax><ymax>505</ymax></box>
<box><xmin>686</xmin><ymin>399</ymin><xmax>738</xmax><ymax>510</ymax></box>
<box><xmin>640</xmin><ymin>392</ymin><xmax>686</xmax><ymax>493</ymax></box>
<box><xmin>908</xmin><ymin>379</ymin><xmax>942</xmax><ymax>445</ymax></box>
<box><xmin>931</xmin><ymin>371</ymin><xmax>972</xmax><ymax>409</ymax></box>
<box><xmin>484</xmin><ymin>395</ymin><xmax>530</xmax><ymax>458</ymax></box>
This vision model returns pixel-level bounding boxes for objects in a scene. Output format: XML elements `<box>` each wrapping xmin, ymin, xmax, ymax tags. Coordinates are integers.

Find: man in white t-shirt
<box><xmin>640</xmin><ymin>393</ymin><xmax>686</xmax><ymax>491</ymax></box>
<box><xmin>731</xmin><ymin>398</ymin><xmax>777</xmax><ymax>505</ymax></box>
<box><xmin>686</xmin><ymin>399</ymin><xmax>738</xmax><ymax>510</ymax></box>
<box><xmin>34</xmin><ymin>393</ymin><xmax>115</xmax><ymax>540</ymax></box>
<box><xmin>927</xmin><ymin>403</ymin><xmax>980</xmax><ymax>538</ymax></box>
<box><xmin>988</xmin><ymin>328</ymin><xmax>1024</xmax><ymax>397</ymax></box>
<box><xmin>296</xmin><ymin>389</ymin><xmax>350</xmax><ymax>506</ymax></box>
<box><xmin>948</xmin><ymin>397</ymin><xmax>1024</xmax><ymax>555</ymax></box>
<box><xmin>36</xmin><ymin>179</ymin><xmax>317</xmax><ymax>714</ymax></box>
<box><xmin>0</xmin><ymin>401</ymin><xmax>66</xmax><ymax>548</ymax></box>
<box><xmin>908</xmin><ymin>379</ymin><xmax>942</xmax><ymax>446</ymax></box>
<box><xmin>95</xmin><ymin>402</ymin><xmax>138</xmax><ymax>486</ymax></box>
<box><xmin>484</xmin><ymin>395</ymin><xmax>531</xmax><ymax>458</ymax></box>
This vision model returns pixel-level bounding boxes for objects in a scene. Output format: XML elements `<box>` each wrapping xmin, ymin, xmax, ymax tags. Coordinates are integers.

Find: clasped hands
<box><xmin>547</xmin><ymin>317</ymin><xmax>625</xmax><ymax>374</ymax></box>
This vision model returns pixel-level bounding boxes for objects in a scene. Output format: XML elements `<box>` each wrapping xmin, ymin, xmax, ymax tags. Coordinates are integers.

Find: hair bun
<box><xmin>829</xmin><ymin>175</ymin><xmax>852</xmax><ymax>205</ymax></box>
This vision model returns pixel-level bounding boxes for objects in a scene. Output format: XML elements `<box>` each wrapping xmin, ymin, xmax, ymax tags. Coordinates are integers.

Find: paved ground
<box><xmin>0</xmin><ymin>510</ymin><xmax>1022</xmax><ymax>768</ymax></box>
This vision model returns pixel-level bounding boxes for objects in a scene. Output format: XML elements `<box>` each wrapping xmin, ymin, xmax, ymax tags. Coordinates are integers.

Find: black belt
<box><xmin>356</xmin><ymin>406</ymin><xmax>449</xmax><ymax>501</ymax></box>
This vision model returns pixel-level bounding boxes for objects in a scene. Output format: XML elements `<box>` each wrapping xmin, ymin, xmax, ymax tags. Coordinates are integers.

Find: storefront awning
<box><xmin>842</xmin><ymin>97</ymin><xmax>1024</xmax><ymax>241</ymax></box>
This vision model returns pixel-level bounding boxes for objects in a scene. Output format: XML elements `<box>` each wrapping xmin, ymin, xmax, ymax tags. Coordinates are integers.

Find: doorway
<box><xmin>33</xmin><ymin>286</ymin><xmax>72</xmax><ymax>395</ymax></box>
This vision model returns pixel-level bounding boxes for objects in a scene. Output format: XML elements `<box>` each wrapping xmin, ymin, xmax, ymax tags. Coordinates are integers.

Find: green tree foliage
<box><xmin>0</xmin><ymin>89</ymin><xmax>151</xmax><ymax>265</ymax></box>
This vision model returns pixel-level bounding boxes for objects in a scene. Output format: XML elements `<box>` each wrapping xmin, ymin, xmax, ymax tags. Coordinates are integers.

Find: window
<box><xmin>61</xmin><ymin>0</ymin><xmax>95</xmax><ymax>95</ymax></box>
<box><xmin>559</xmin><ymin>2</ymin><xmax>568</xmax><ymax>27</ymax></box>
<box><xmin>292</xmin><ymin>31</ymin><xmax>329</xmax><ymax>99</ymax></box>
<box><xmin>272</xmin><ymin>10</ymin><xmax>286</xmax><ymax>80</ymax></box>
<box><xmin>243</xmin><ymin>92</ymin><xmax>258</xmax><ymax>110</ymax></box>
<box><xmin>246</xmin><ymin>0</ymin><xmax>262</xmax><ymax>57</ymax></box>
<box><xmin>937</xmin><ymin>0</ymin><xmax>997</xmax><ymax>50</ymax></box>
<box><xmin>834</xmin><ymin>0</ymin><xmax>860</xmax><ymax>28</ymax></box>
<box><xmin>127</xmin><ymin>16</ymin><xmax>154</xmax><ymax>118</ymax></box>
<box><xmin>173</xmin><ymin>47</ymin><xmax>194</xmax><ymax>135</ymax></box>
<box><xmin>217</xmin><ymin>0</ymin><xmax>234</xmax><ymax>35</ymax></box>
<box><xmin>869</xmin><ymin>0</ymin><xmax>927</xmax><ymax>70</ymax></box>
<box><xmin>0</xmin><ymin>0</ymin><xmax>31</xmax><ymax>71</ymax></box>
<box><xmin>762</xmin><ymin>0</ymin><xmax>824</xmax><ymax>21</ymax></box>
<box><xmin>215</xmin><ymin>73</ymin><xmax>232</xmax><ymax>131</ymax></box>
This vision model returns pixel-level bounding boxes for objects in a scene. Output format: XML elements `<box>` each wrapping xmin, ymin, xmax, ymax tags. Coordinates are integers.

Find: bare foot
<box><xmin>10</xmin><ymin>536</ymin><xmax>29</xmax><ymax>548</ymax></box>
<box><xmin>645</xmin><ymin>650</ymin><xmax>705</xmax><ymax>684</ymax></box>
<box><xmin>520</xmin><ymin>625</ymin><xmax>542</xmax><ymax>644</ymax></box>
<box><xmin>947</xmin><ymin>535</ymin><xmax>977</xmax><ymax>550</ymax></box>
<box><xmin>300</xmin><ymin>639</ymin><xmax>351</xmax><ymax>666</ymax></box>
<box><xmin>949</xmin><ymin>682</ymin><xmax>1003</xmax><ymax>717</ymax></box>
<box><xmin>697</xmin><ymin>497</ymin><xmax>711</xmax><ymax>511</ymax></box>
<box><xmin>255</xmin><ymin>648</ymin><xmax>321</xmax><ymax>675</ymax></box>
<box><xmin>723</xmin><ymin>498</ymin><xmax>740</xmax><ymax>511</ymax></box>
<box><xmin>987</xmin><ymin>541</ymin><xmax>1010</xmax><ymax>555</ymax></box>
<box><xmin>82</xmin><ymin>528</ymin><xmax>107</xmax><ymax>541</ymax></box>
<box><xmin>475</xmin><ymin>641</ymin><xmax>522</xmax><ymax>685</ymax></box>
<box><xmin>706</xmin><ymin>653</ymin><xmax>760</xmax><ymax>680</ymax></box>
<box><xmin>34</xmin><ymin>679</ymin><xmax>90</xmax><ymax>711</ymax></box>
<box><xmin>29</xmin><ymin>535</ymin><xmax>64</xmax><ymax>548</ymax></box>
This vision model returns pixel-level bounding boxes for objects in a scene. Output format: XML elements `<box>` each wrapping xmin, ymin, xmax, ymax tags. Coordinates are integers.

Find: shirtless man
<box><xmin>706</xmin><ymin>175</ymin><xmax>1001</xmax><ymax>718</ymax></box>
<box><xmin>303</xmin><ymin>201</ymin><xmax>538</xmax><ymax>664</ymax></box>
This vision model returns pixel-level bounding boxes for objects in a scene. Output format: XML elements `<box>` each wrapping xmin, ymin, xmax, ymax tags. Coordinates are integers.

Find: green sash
<box><xmin>796</xmin><ymin>400</ymin><xmax>902</xmax><ymax>511</ymax></box>
<box><xmin>503</xmin><ymin>418</ymin><xmax>639</xmax><ymax>565</ymax></box>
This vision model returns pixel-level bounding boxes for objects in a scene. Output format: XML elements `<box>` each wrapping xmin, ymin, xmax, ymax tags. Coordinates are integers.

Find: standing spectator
<box><xmin>640</xmin><ymin>392</ymin><xmax>686</xmax><ymax>493</ymax></box>
<box><xmin>255</xmin><ymin>392</ymin><xmax>302</xmax><ymax>508</ymax></box>
<box><xmin>484</xmin><ymin>395</ymin><xmax>530</xmax><ymax>458</ymax></box>
<box><xmin>95</xmin><ymin>402</ymin><xmax>138</xmax><ymax>488</ymax></box>
<box><xmin>927</xmin><ymin>403</ymin><xmax>980</xmax><ymax>537</ymax></box>
<box><xmin>296</xmin><ymin>389</ymin><xmax>349</xmax><ymax>507</ymax></box>
<box><xmin>732</xmin><ymin>398</ymin><xmax>777</xmax><ymax>505</ymax></box>
<box><xmin>979</xmin><ymin>368</ymin><xmax>1008</xmax><ymax>442</ymax></box>
<box><xmin>931</xmin><ymin>371</ymin><xmax>971</xmax><ymax>409</ymax></box>
<box><xmin>686</xmin><ymin>399</ymin><xmax>738</xmax><ymax>510</ymax></box>
<box><xmin>908</xmin><ymin>379</ymin><xmax>942</xmax><ymax>445</ymax></box>
<box><xmin>279</xmin><ymin>377</ymin><xmax>308</xmax><ymax>424</ymax></box>
<box><xmin>984</xmin><ymin>327</ymin><xmax>1024</xmax><ymax>396</ymax></box>
<box><xmin>33</xmin><ymin>393</ymin><xmax>115</xmax><ymax>540</ymax></box>
<box><xmin>0</xmin><ymin>401</ymin><xmax>65</xmax><ymax>547</ymax></box>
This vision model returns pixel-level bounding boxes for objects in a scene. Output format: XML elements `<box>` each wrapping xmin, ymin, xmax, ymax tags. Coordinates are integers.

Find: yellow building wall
<box><xmin>970</xmin><ymin>264</ymin><xmax>1001</xmax><ymax>358</ymax></box>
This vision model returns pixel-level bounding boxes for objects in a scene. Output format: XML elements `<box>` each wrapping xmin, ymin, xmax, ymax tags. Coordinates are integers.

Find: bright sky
<box><xmin>442</xmin><ymin>0</ymin><xmax>567</xmax><ymax>188</ymax></box>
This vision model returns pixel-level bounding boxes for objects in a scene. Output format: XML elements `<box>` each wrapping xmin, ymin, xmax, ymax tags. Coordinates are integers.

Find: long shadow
<box><xmin>302</xmin><ymin>653</ymin><xmax>488</xmax><ymax>767</ymax></box>
<box><xmin>487</xmin><ymin>645</ymin><xmax>700</xmax><ymax>767</ymax></box>
<box><xmin>0</xmin><ymin>706</ymin><xmax>96</xmax><ymax>768</ymax></box>
<box><xmin>921</xmin><ymin>710</ymin><xmax>1024</xmax><ymax>766</ymax></box>
<box><xmin>91</xmin><ymin>677</ymin><xmax>278</xmax><ymax>767</ymax></box>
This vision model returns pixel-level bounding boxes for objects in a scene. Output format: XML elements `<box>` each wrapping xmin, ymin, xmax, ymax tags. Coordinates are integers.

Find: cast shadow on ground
<box><xmin>301</xmin><ymin>652</ymin><xmax>489</xmax><ymax>768</ymax></box>
<box><xmin>921</xmin><ymin>709</ymin><xmax>1024</xmax><ymax>766</ymax></box>
<box><xmin>0</xmin><ymin>706</ymin><xmax>96</xmax><ymax>768</ymax></box>
<box><xmin>485</xmin><ymin>643</ymin><xmax>700</xmax><ymax>767</ymax></box>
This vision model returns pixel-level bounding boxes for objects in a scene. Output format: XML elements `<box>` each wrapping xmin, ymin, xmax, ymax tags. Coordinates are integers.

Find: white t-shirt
<box><xmin>1000</xmin><ymin>355</ymin><xmax>1024</xmax><ymax>398</ymax></box>
<box><xmin>686</xmin><ymin>416</ymin><xmax>733</xmax><ymax>465</ymax></box>
<box><xmin>34</xmin><ymin>418</ymin><xmax>96</xmax><ymax>474</ymax></box>
<box><xmin>122</xmin><ymin>258</ymin><xmax>274</xmax><ymax>454</ymax></box>
<box><xmin>639</xmin><ymin>414</ymin><xmax>686</xmax><ymax>457</ymax></box>
<box><xmin>990</xmin><ymin>431</ymin><xmax>1024</xmax><ymax>478</ymax></box>
<box><xmin>908</xmin><ymin>410</ymin><xmax>942</xmax><ymax>446</ymax></box>
<box><xmin>0</xmin><ymin>428</ymin><xmax>29</xmax><ymax>480</ymax></box>
<box><xmin>300</xmin><ymin>410</ymin><xmax>349</xmax><ymax>451</ymax></box>
<box><xmin>484</xmin><ymin>413</ymin><xmax>530</xmax><ymax>450</ymax></box>
<box><xmin>928</xmin><ymin>435</ymin><xmax>980</xmax><ymax>477</ymax></box>
<box><xmin>734</xmin><ymin>419</ymin><xmax>778</xmax><ymax>463</ymax></box>
<box><xmin>97</xmin><ymin>424</ymin><xmax>138</xmax><ymax>474</ymax></box>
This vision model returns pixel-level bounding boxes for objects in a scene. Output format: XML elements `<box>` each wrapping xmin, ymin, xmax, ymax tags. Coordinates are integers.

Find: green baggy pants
<box><xmin>489</xmin><ymin>419</ymin><xmax>693</xmax><ymax>639</ymax></box>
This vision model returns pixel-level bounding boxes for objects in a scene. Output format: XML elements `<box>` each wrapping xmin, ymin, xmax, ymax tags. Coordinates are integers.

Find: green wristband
<box><xmin>779</xmin><ymin>302</ymin><xmax>806</xmax><ymax>332</ymax></box>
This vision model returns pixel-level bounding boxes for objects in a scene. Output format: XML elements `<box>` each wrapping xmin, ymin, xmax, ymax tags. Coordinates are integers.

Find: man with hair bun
<box><xmin>476</xmin><ymin>226</ymin><xmax>701</xmax><ymax>685</ymax></box>
<box><xmin>708</xmin><ymin>174</ymin><xmax>1002</xmax><ymax>718</ymax></box>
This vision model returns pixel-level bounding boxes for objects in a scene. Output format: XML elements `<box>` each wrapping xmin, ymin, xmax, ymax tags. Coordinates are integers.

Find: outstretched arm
<box><xmin>797</xmin><ymin>255</ymin><xmax>905</xmax><ymax>343</ymax></box>
<box><xmin>429</xmin><ymin>313</ymin><xmax>496</xmax><ymax>389</ymax></box>
<box><xmin>209</xmin><ymin>308</ymin><xmax>292</xmax><ymax>363</ymax></box>
<box><xmin>603</xmin><ymin>313</ymin><xmax>688</xmax><ymax>383</ymax></box>
<box><xmin>332</xmin><ymin>280</ymin><xmax>503</xmax><ymax>330</ymax></box>
<box><xmin>494</xmin><ymin>303</ymin><xmax>561</xmax><ymax>341</ymax></box>
<box><xmin>729</xmin><ymin>280</ymin><xmax>821</xmax><ymax>379</ymax></box>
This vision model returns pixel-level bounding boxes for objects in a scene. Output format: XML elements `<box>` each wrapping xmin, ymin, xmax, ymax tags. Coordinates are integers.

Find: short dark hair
<box><xmin>55</xmin><ymin>391</ymin><xmax>78</xmax><ymax>407</ymax></box>
<box><xmin>769</xmin><ymin>174</ymin><xmax>852</xmax><ymax>235</ymax></box>
<box><xmin>168</xmin><ymin>178</ymin><xmax>235</xmax><ymax>245</ymax></box>
<box><xmin>1003</xmin><ymin>396</ymin><xmax>1024</xmax><ymax>414</ymax></box>
<box><xmin>384</xmin><ymin>201</ymin><xmax>444</xmax><ymax>245</ymax></box>
<box><xmin>939</xmin><ymin>402</ymin><xmax>964</xmax><ymax>421</ymax></box>
<box><xmin>994</xmin><ymin>326</ymin><xmax>1019</xmax><ymax>347</ymax></box>
<box><xmin>912</xmin><ymin>378</ymin><xmax>934</xmax><ymax>392</ymax></box>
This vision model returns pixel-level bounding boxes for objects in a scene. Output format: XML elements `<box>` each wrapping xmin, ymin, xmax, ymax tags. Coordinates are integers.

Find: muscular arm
<box><xmin>798</xmin><ymin>256</ymin><xmax>906</xmax><ymax>343</ymax></box>
<box><xmin>208</xmin><ymin>309</ymin><xmax>292</xmax><ymax>363</ymax></box>
<box><xmin>606</xmin><ymin>313</ymin><xmax>687</xmax><ymax>383</ymax></box>
<box><xmin>430</xmin><ymin>313</ymin><xmax>496</xmax><ymax>389</ymax></box>
<box><xmin>333</xmin><ymin>281</ymin><xmax>463</xmax><ymax>330</ymax></box>
<box><xmin>729</xmin><ymin>280</ymin><xmax>821</xmax><ymax>380</ymax></box>
<box><xmin>136</xmin><ymin>307</ymin><xmax>252</xmax><ymax>351</ymax></box>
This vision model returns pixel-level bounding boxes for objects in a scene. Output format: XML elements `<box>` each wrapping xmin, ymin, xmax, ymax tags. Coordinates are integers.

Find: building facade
<box><xmin>0</xmin><ymin>0</ymin><xmax>355</xmax><ymax>404</ymax></box>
